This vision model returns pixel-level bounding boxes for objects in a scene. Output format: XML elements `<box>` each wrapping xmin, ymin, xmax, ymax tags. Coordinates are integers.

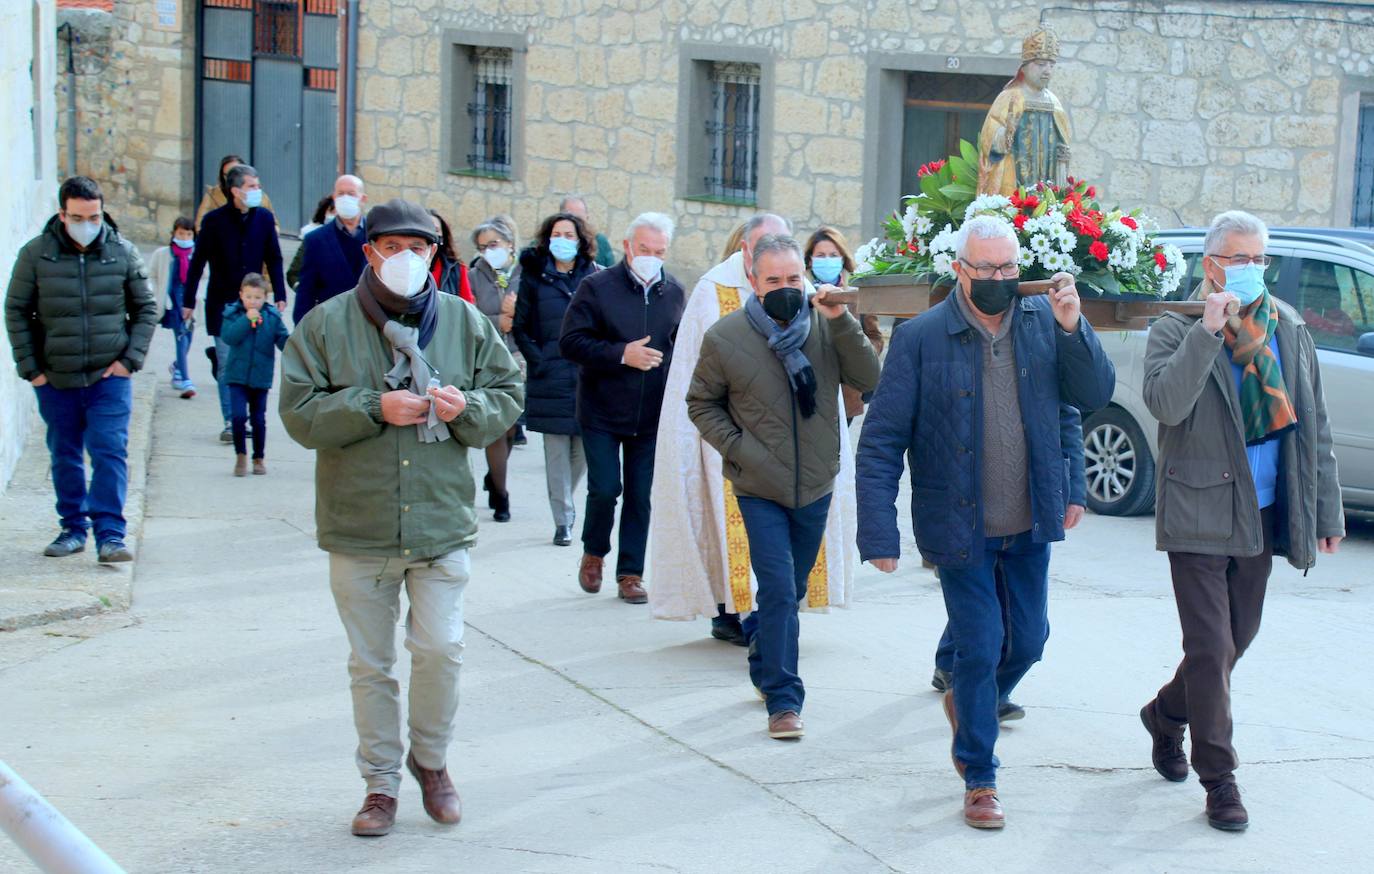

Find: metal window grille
<box><xmin>254</xmin><ymin>0</ymin><xmax>301</xmax><ymax>58</ymax></box>
<box><xmin>1354</xmin><ymin>104</ymin><xmax>1374</xmax><ymax>226</ymax></box>
<box><xmin>305</xmin><ymin>67</ymin><xmax>336</xmax><ymax>91</ymax></box>
<box><xmin>467</xmin><ymin>47</ymin><xmax>513</xmax><ymax>176</ymax></box>
<box><xmin>204</xmin><ymin>58</ymin><xmax>253</xmax><ymax>82</ymax></box>
<box><xmin>705</xmin><ymin>62</ymin><xmax>761</xmax><ymax>202</ymax></box>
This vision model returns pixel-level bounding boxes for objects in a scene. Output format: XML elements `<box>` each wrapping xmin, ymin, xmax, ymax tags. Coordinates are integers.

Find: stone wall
<box><xmin>56</xmin><ymin>0</ymin><xmax>197</xmax><ymax>244</ymax></box>
<box><xmin>1</xmin><ymin>0</ymin><xmax>60</xmax><ymax>490</ymax></box>
<box><xmin>352</xmin><ymin>0</ymin><xmax>1374</xmax><ymax>281</ymax></box>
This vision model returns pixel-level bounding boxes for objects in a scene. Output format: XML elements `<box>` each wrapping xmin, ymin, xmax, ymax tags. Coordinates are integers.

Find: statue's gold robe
<box><xmin>977</xmin><ymin>84</ymin><xmax>1072</xmax><ymax>197</ymax></box>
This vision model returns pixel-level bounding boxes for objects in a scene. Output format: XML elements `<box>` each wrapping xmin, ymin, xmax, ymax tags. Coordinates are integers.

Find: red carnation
<box><xmin>1086</xmin><ymin>186</ymin><xmax>1097</xmax><ymax>198</ymax></box>
<box><xmin>1013</xmin><ymin>213</ymin><xmax>1028</xmax><ymax>230</ymax></box>
<box><xmin>1067</xmin><ymin>209</ymin><xmax>1103</xmax><ymax>240</ymax></box>
<box><xmin>917</xmin><ymin>158</ymin><xmax>947</xmax><ymax>178</ymax></box>
<box><xmin>1120</xmin><ymin>216</ymin><xmax>1139</xmax><ymax>230</ymax></box>
<box><xmin>1021</xmin><ymin>194</ymin><xmax>1040</xmax><ymax>211</ymax></box>
<box><xmin>1154</xmin><ymin>250</ymin><xmax>1169</xmax><ymax>270</ymax></box>
<box><xmin>1090</xmin><ymin>241</ymin><xmax>1110</xmax><ymax>262</ymax></box>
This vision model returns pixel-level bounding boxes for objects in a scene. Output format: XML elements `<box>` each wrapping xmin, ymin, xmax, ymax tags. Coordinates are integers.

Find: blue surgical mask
<box><xmin>1221</xmin><ymin>262</ymin><xmax>1266</xmax><ymax>306</ymax></box>
<box><xmin>172</xmin><ymin>238</ymin><xmax>194</xmax><ymax>250</ymax></box>
<box><xmin>243</xmin><ymin>188</ymin><xmax>263</xmax><ymax>208</ymax></box>
<box><xmin>811</xmin><ymin>256</ymin><xmax>844</xmax><ymax>285</ymax></box>
<box><xmin>549</xmin><ymin>237</ymin><xmax>579</xmax><ymax>263</ymax></box>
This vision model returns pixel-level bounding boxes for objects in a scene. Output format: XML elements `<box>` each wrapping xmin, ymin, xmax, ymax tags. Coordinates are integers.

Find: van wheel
<box><xmin>1082</xmin><ymin>407</ymin><xmax>1156</xmax><ymax>517</ymax></box>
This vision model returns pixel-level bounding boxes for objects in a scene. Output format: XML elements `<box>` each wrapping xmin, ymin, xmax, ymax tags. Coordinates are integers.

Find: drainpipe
<box><xmin>341</xmin><ymin>0</ymin><xmax>359</xmax><ymax>174</ymax></box>
<box><xmin>57</xmin><ymin>22</ymin><xmax>78</xmax><ymax>178</ymax></box>
<box><xmin>0</xmin><ymin>760</ymin><xmax>125</xmax><ymax>874</ymax></box>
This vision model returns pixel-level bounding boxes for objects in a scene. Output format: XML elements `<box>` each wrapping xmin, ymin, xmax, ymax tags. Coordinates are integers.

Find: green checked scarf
<box><xmin>1222</xmin><ymin>291</ymin><xmax>1298</xmax><ymax>445</ymax></box>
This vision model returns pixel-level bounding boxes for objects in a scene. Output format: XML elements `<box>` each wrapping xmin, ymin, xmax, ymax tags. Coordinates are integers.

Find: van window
<box><xmin>1295</xmin><ymin>258</ymin><xmax>1374</xmax><ymax>351</ymax></box>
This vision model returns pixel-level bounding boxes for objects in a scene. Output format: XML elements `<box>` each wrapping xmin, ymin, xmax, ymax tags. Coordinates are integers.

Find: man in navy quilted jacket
<box><xmin>855</xmin><ymin>214</ymin><xmax>1114</xmax><ymax>829</ymax></box>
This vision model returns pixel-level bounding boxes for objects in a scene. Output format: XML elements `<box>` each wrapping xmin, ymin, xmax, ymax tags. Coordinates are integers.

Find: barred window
<box><xmin>705</xmin><ymin>62</ymin><xmax>761</xmax><ymax>202</ymax></box>
<box><xmin>1354</xmin><ymin>102</ymin><xmax>1374</xmax><ymax>226</ymax></box>
<box><xmin>468</xmin><ymin>47</ymin><xmax>513</xmax><ymax>177</ymax></box>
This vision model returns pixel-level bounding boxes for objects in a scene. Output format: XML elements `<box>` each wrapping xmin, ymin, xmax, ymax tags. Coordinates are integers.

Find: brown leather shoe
<box><xmin>406</xmin><ymin>752</ymin><xmax>462</xmax><ymax>824</ymax></box>
<box><xmin>233</xmin><ymin>454</ymin><xmax>248</xmax><ymax>477</ymax></box>
<box><xmin>964</xmin><ymin>787</ymin><xmax>1004</xmax><ymax>829</ymax></box>
<box><xmin>768</xmin><ymin>710</ymin><xmax>804</xmax><ymax>739</ymax></box>
<box><xmin>252</xmin><ymin>458</ymin><xmax>267</xmax><ymax>475</ymax></box>
<box><xmin>578</xmin><ymin>554</ymin><xmax>603</xmax><ymax>593</ymax></box>
<box><xmin>943</xmin><ymin>690</ymin><xmax>966</xmax><ymax>779</ymax></box>
<box><xmin>1140</xmin><ymin>700</ymin><xmax>1189</xmax><ymax>782</ymax></box>
<box><xmin>616</xmin><ymin>574</ymin><xmax>648</xmax><ymax>604</ymax></box>
<box><xmin>1205</xmin><ymin>782</ymin><xmax>1249</xmax><ymax>831</ymax></box>
<box><xmin>350</xmin><ymin>793</ymin><xmax>397</xmax><ymax>837</ymax></box>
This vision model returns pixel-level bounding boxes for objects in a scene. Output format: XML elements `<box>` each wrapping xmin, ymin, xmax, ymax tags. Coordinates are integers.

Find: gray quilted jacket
<box><xmin>687</xmin><ymin>305</ymin><xmax>881</xmax><ymax>508</ymax></box>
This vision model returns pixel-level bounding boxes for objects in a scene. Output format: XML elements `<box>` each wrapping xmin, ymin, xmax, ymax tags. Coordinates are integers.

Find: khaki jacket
<box><xmin>688</xmin><ymin>306</ymin><xmax>880</xmax><ymax>509</ymax></box>
<box><xmin>1142</xmin><ymin>283</ymin><xmax>1344</xmax><ymax>569</ymax></box>
<box><xmin>279</xmin><ymin>288</ymin><xmax>524</xmax><ymax>557</ymax></box>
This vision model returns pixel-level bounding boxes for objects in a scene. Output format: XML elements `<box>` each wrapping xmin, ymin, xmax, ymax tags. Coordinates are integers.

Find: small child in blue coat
<box><xmin>220</xmin><ymin>273</ymin><xmax>290</xmax><ymax>476</ymax></box>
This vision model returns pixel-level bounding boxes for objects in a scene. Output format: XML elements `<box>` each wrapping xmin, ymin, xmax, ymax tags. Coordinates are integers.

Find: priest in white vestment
<box><xmin>648</xmin><ymin>215</ymin><xmax>859</xmax><ymax>637</ymax></box>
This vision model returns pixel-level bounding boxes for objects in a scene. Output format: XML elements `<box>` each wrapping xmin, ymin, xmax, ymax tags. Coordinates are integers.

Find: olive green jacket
<box><xmin>279</xmin><ymin>287</ymin><xmax>524</xmax><ymax>558</ymax></box>
<box><xmin>1142</xmin><ymin>287</ymin><xmax>1344</xmax><ymax>570</ymax></box>
<box><xmin>687</xmin><ymin>306</ymin><xmax>881</xmax><ymax>509</ymax></box>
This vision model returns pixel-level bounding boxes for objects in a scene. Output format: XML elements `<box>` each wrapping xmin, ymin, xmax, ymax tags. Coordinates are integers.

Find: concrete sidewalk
<box><xmin>1</xmin><ymin>325</ymin><xmax>1371</xmax><ymax>872</ymax></box>
<box><xmin>0</xmin><ymin>357</ymin><xmax>158</xmax><ymax>631</ymax></box>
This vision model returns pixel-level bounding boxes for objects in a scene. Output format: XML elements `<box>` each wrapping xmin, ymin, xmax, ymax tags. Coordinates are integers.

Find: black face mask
<box><xmin>762</xmin><ymin>286</ymin><xmax>805</xmax><ymax>322</ymax></box>
<box><xmin>967</xmin><ymin>277</ymin><xmax>1018</xmax><ymax>316</ymax></box>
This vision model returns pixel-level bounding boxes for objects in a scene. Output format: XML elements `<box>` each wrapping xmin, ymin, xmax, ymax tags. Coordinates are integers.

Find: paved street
<box><xmin>2</xmin><ymin>330</ymin><xmax>1372</xmax><ymax>874</ymax></box>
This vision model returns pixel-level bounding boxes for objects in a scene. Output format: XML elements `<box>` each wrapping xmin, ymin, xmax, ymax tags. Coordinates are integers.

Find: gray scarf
<box><xmin>743</xmin><ymin>291</ymin><xmax>818</xmax><ymax>417</ymax></box>
<box><xmin>381</xmin><ymin>319</ymin><xmax>449</xmax><ymax>444</ymax></box>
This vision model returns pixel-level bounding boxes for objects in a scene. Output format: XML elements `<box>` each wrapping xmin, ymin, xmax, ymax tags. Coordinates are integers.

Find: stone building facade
<box><xmin>52</xmin><ymin>1</ymin><xmax>1374</xmax><ymax>283</ymax></box>
<box><xmin>351</xmin><ymin>0</ymin><xmax>1374</xmax><ymax>279</ymax></box>
<box><xmin>1</xmin><ymin>0</ymin><xmax>59</xmax><ymax>490</ymax></box>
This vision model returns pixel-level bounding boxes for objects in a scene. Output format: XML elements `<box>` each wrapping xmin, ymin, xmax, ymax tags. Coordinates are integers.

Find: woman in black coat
<box><xmin>512</xmin><ymin>213</ymin><xmax>600</xmax><ymax>545</ymax></box>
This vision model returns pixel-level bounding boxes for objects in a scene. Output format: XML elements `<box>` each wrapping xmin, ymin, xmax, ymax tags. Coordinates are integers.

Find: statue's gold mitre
<box><xmin>1021</xmin><ymin>28</ymin><xmax>1060</xmax><ymax>62</ymax></box>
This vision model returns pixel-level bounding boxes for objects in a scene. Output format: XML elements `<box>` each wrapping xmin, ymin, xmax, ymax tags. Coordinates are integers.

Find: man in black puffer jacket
<box><xmin>5</xmin><ymin>176</ymin><xmax>157</xmax><ymax>563</ymax></box>
<box><xmin>560</xmin><ymin>212</ymin><xmax>686</xmax><ymax>604</ymax></box>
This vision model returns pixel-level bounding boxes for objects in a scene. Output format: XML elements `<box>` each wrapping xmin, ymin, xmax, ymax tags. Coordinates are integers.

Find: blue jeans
<box><xmin>163</xmin><ymin>284</ymin><xmax>194</xmax><ymax>386</ymax></box>
<box><xmin>580</xmin><ymin>427</ymin><xmax>656</xmax><ymax>577</ymax></box>
<box><xmin>938</xmin><ymin>530</ymin><xmax>1051</xmax><ymax>788</ymax></box>
<box><xmin>213</xmin><ymin>336</ymin><xmax>232</xmax><ymax>423</ymax></box>
<box><xmin>934</xmin><ymin>566</ymin><xmax>1039</xmax><ymax>706</ymax></box>
<box><xmin>228</xmin><ymin>384</ymin><xmax>268</xmax><ymax>458</ymax></box>
<box><xmin>34</xmin><ymin>376</ymin><xmax>133</xmax><ymax>543</ymax></box>
<box><xmin>737</xmin><ymin>493</ymin><xmax>831</xmax><ymax>717</ymax></box>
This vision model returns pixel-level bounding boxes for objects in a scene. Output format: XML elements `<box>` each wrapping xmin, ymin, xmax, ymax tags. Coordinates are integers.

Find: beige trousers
<box><xmin>328</xmin><ymin>549</ymin><xmax>470</xmax><ymax>796</ymax></box>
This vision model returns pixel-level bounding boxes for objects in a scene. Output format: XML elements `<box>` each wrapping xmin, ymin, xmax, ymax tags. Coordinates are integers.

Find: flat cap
<box><xmin>365</xmin><ymin>198</ymin><xmax>439</xmax><ymax>244</ymax></box>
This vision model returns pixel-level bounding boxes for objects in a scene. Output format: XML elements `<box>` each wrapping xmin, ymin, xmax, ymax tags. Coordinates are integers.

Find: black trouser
<box><xmin>1154</xmin><ymin>506</ymin><xmax>1274</xmax><ymax>789</ymax></box>
<box><xmin>228</xmin><ymin>384</ymin><xmax>268</xmax><ymax>459</ymax></box>
<box><xmin>580</xmin><ymin>427</ymin><xmax>655</xmax><ymax>577</ymax></box>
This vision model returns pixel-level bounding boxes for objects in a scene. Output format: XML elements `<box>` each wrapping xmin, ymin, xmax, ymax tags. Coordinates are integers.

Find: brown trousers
<box><xmin>1154</xmin><ymin>506</ymin><xmax>1274</xmax><ymax>788</ymax></box>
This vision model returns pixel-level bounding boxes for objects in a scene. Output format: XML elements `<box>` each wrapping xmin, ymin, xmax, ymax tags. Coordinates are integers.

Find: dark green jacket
<box><xmin>688</xmin><ymin>305</ymin><xmax>881</xmax><ymax>509</ymax></box>
<box><xmin>5</xmin><ymin>216</ymin><xmax>157</xmax><ymax>389</ymax></box>
<box><xmin>279</xmin><ymin>285</ymin><xmax>524</xmax><ymax>558</ymax></box>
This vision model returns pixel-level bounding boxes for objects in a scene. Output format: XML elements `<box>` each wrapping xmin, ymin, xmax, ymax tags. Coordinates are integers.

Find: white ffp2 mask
<box><xmin>379</xmin><ymin>249</ymin><xmax>431</xmax><ymax>298</ymax></box>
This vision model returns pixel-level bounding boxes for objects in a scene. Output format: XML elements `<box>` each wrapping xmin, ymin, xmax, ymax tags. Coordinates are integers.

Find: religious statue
<box><xmin>977</xmin><ymin>28</ymin><xmax>1072</xmax><ymax>197</ymax></box>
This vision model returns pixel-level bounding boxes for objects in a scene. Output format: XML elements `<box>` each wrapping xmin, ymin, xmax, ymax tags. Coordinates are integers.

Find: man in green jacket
<box><xmin>279</xmin><ymin>199</ymin><xmax>523</xmax><ymax>838</ymax></box>
<box><xmin>4</xmin><ymin>176</ymin><xmax>157</xmax><ymax>563</ymax></box>
<box><xmin>1138</xmin><ymin>210</ymin><xmax>1343</xmax><ymax>832</ymax></box>
<box><xmin>687</xmin><ymin>234</ymin><xmax>880</xmax><ymax>740</ymax></box>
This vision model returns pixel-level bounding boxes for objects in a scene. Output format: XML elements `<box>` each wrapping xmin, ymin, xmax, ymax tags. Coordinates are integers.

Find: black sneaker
<box><xmin>43</xmin><ymin>530</ymin><xmax>86</xmax><ymax>557</ymax></box>
<box><xmin>553</xmin><ymin>525</ymin><xmax>572</xmax><ymax>546</ymax></box>
<box><xmin>931</xmin><ymin>667</ymin><xmax>952</xmax><ymax>693</ymax></box>
<box><xmin>998</xmin><ymin>700</ymin><xmax>1026</xmax><ymax>722</ymax></box>
<box><xmin>1205</xmin><ymin>782</ymin><xmax>1249</xmax><ymax>831</ymax></box>
<box><xmin>710</xmin><ymin>618</ymin><xmax>748</xmax><ymax>647</ymax></box>
<box><xmin>97</xmin><ymin>540</ymin><xmax>134</xmax><ymax>564</ymax></box>
<box><xmin>1141</xmin><ymin>701</ymin><xmax>1189</xmax><ymax>782</ymax></box>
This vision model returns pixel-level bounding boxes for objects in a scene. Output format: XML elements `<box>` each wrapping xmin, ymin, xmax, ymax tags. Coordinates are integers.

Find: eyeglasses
<box><xmin>1209</xmin><ymin>254</ymin><xmax>1271</xmax><ymax>268</ymax></box>
<box><xmin>476</xmin><ymin>240</ymin><xmax>508</xmax><ymax>251</ymax></box>
<box><xmin>959</xmin><ymin>259</ymin><xmax>1020</xmax><ymax>279</ymax></box>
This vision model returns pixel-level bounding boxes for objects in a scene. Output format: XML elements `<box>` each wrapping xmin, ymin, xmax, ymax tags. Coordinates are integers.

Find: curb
<box><xmin>0</xmin><ymin>367</ymin><xmax>160</xmax><ymax>633</ymax></box>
